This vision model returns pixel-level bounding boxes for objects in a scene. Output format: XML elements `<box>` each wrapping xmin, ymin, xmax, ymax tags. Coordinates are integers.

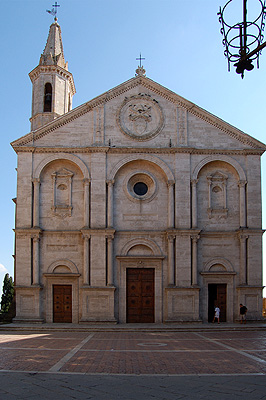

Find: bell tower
<box><xmin>29</xmin><ymin>18</ymin><xmax>76</xmax><ymax>131</ymax></box>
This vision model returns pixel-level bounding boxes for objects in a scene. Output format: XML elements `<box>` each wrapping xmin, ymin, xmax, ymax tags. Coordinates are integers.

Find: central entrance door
<box><xmin>126</xmin><ymin>268</ymin><xmax>155</xmax><ymax>323</ymax></box>
<box><xmin>53</xmin><ymin>285</ymin><xmax>72</xmax><ymax>323</ymax></box>
<box><xmin>208</xmin><ymin>284</ymin><xmax>227</xmax><ymax>322</ymax></box>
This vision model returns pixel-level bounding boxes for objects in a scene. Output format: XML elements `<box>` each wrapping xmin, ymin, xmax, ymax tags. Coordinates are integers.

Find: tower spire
<box><xmin>40</xmin><ymin>19</ymin><xmax>66</xmax><ymax>69</ymax></box>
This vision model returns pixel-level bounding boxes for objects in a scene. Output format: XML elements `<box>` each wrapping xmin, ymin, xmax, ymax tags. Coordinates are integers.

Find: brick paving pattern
<box><xmin>0</xmin><ymin>329</ymin><xmax>265</xmax><ymax>375</ymax></box>
<box><xmin>0</xmin><ymin>328</ymin><xmax>266</xmax><ymax>399</ymax></box>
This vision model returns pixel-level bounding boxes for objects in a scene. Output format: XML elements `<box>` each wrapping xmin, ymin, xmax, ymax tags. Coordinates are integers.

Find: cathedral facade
<box><xmin>11</xmin><ymin>20</ymin><xmax>265</xmax><ymax>324</ymax></box>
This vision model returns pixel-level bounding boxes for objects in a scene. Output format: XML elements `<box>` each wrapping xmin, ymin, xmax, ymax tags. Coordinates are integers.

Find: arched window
<box><xmin>44</xmin><ymin>83</ymin><xmax>52</xmax><ymax>112</ymax></box>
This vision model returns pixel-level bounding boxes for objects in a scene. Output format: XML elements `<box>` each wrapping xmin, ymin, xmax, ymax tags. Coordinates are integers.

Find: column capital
<box><xmin>82</xmin><ymin>233</ymin><xmax>90</xmax><ymax>240</ymax></box>
<box><xmin>191</xmin><ymin>234</ymin><xmax>200</xmax><ymax>243</ymax></box>
<box><xmin>167</xmin><ymin>180</ymin><xmax>175</xmax><ymax>188</ymax></box>
<box><xmin>106</xmin><ymin>233</ymin><xmax>114</xmax><ymax>240</ymax></box>
<box><xmin>238</xmin><ymin>233</ymin><xmax>249</xmax><ymax>241</ymax></box>
<box><xmin>83</xmin><ymin>178</ymin><xmax>91</xmax><ymax>185</ymax></box>
<box><xmin>167</xmin><ymin>234</ymin><xmax>175</xmax><ymax>242</ymax></box>
<box><xmin>238</xmin><ymin>180</ymin><xmax>247</xmax><ymax>188</ymax></box>
<box><xmin>191</xmin><ymin>178</ymin><xmax>198</xmax><ymax>186</ymax></box>
<box><xmin>32</xmin><ymin>178</ymin><xmax>40</xmax><ymax>184</ymax></box>
<box><xmin>106</xmin><ymin>179</ymin><xmax>115</xmax><ymax>186</ymax></box>
<box><xmin>30</xmin><ymin>229</ymin><xmax>42</xmax><ymax>240</ymax></box>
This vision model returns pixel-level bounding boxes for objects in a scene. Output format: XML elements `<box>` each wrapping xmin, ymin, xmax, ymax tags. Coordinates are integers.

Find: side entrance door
<box><xmin>126</xmin><ymin>268</ymin><xmax>154</xmax><ymax>323</ymax></box>
<box><xmin>53</xmin><ymin>285</ymin><xmax>72</xmax><ymax>323</ymax></box>
<box><xmin>208</xmin><ymin>284</ymin><xmax>227</xmax><ymax>322</ymax></box>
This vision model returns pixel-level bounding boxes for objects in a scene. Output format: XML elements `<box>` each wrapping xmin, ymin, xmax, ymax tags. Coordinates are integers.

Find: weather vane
<box><xmin>46</xmin><ymin>2</ymin><xmax>60</xmax><ymax>21</ymax></box>
<box><xmin>136</xmin><ymin>53</ymin><xmax>145</xmax><ymax>68</ymax></box>
<box><xmin>218</xmin><ymin>0</ymin><xmax>266</xmax><ymax>78</ymax></box>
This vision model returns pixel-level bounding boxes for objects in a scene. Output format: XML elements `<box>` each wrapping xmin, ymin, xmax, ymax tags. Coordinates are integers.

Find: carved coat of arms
<box><xmin>117</xmin><ymin>94</ymin><xmax>164</xmax><ymax>140</ymax></box>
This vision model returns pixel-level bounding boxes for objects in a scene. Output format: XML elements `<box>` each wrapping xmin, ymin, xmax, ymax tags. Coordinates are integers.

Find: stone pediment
<box><xmin>11</xmin><ymin>75</ymin><xmax>266</xmax><ymax>151</ymax></box>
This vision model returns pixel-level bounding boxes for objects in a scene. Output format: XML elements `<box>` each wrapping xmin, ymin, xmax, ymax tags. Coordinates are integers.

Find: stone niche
<box><xmin>207</xmin><ymin>170</ymin><xmax>228</xmax><ymax>219</ymax></box>
<box><xmin>51</xmin><ymin>168</ymin><xmax>74</xmax><ymax>218</ymax></box>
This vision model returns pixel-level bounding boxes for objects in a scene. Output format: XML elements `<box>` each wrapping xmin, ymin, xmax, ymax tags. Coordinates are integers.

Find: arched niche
<box><xmin>47</xmin><ymin>259</ymin><xmax>79</xmax><ymax>274</ymax></box>
<box><xmin>202</xmin><ymin>258</ymin><xmax>234</xmax><ymax>273</ymax></box>
<box><xmin>120</xmin><ymin>238</ymin><xmax>162</xmax><ymax>256</ymax></box>
<box><xmin>192</xmin><ymin>155</ymin><xmax>246</xmax><ymax>182</ymax></box>
<box><xmin>34</xmin><ymin>153</ymin><xmax>90</xmax><ymax>180</ymax></box>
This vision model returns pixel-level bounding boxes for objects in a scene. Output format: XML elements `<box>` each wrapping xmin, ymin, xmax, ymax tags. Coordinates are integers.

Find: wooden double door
<box><xmin>53</xmin><ymin>285</ymin><xmax>72</xmax><ymax>323</ymax></box>
<box><xmin>126</xmin><ymin>268</ymin><xmax>155</xmax><ymax>323</ymax></box>
<box><xmin>208</xmin><ymin>284</ymin><xmax>227</xmax><ymax>322</ymax></box>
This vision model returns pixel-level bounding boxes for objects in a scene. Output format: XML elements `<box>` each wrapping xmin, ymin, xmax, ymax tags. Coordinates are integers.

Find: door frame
<box><xmin>44</xmin><ymin>274</ymin><xmax>80</xmax><ymax>323</ymax></box>
<box><xmin>208</xmin><ymin>283</ymin><xmax>227</xmax><ymax>322</ymax></box>
<box><xmin>201</xmin><ymin>273</ymin><xmax>235</xmax><ymax>323</ymax></box>
<box><xmin>117</xmin><ymin>256</ymin><xmax>164</xmax><ymax>323</ymax></box>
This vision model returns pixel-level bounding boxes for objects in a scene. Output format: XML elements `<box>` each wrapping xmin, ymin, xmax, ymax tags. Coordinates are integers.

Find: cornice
<box><xmin>29</xmin><ymin>64</ymin><xmax>76</xmax><ymax>95</ymax></box>
<box><xmin>14</xmin><ymin>227</ymin><xmax>42</xmax><ymax>238</ymax></box>
<box><xmin>11</xmin><ymin>145</ymin><xmax>265</xmax><ymax>156</ymax></box>
<box><xmin>11</xmin><ymin>75</ymin><xmax>266</xmax><ymax>151</ymax></box>
<box><xmin>137</xmin><ymin>78</ymin><xmax>266</xmax><ymax>150</ymax></box>
<box><xmin>200</xmin><ymin>228</ymin><xmax>265</xmax><ymax>238</ymax></box>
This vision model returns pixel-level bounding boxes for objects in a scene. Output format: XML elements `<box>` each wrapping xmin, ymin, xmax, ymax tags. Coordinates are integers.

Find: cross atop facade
<box><xmin>136</xmin><ymin>53</ymin><xmax>145</xmax><ymax>68</ymax></box>
<box><xmin>46</xmin><ymin>1</ymin><xmax>60</xmax><ymax>21</ymax></box>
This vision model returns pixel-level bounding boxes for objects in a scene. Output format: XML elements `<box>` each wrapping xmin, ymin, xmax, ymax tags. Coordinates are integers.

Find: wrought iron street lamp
<box><xmin>218</xmin><ymin>0</ymin><xmax>266</xmax><ymax>78</ymax></box>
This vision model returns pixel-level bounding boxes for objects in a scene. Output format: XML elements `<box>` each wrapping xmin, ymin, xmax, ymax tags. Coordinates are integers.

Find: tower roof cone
<box><xmin>39</xmin><ymin>20</ymin><xmax>68</xmax><ymax>69</ymax></box>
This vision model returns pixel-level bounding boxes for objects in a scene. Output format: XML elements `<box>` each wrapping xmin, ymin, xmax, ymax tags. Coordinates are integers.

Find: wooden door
<box><xmin>126</xmin><ymin>268</ymin><xmax>154</xmax><ymax>323</ymax></box>
<box><xmin>217</xmin><ymin>284</ymin><xmax>226</xmax><ymax>322</ymax></box>
<box><xmin>53</xmin><ymin>285</ymin><xmax>72</xmax><ymax>323</ymax></box>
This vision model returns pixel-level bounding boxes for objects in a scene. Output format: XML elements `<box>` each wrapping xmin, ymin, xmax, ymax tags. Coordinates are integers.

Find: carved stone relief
<box><xmin>117</xmin><ymin>94</ymin><xmax>164</xmax><ymax>140</ymax></box>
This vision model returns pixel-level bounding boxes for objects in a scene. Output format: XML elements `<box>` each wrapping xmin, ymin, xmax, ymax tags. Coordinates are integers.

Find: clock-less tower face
<box><xmin>117</xmin><ymin>94</ymin><xmax>164</xmax><ymax>141</ymax></box>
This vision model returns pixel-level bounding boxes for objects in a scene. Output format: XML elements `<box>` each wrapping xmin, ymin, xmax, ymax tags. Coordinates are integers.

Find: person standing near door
<box><xmin>212</xmin><ymin>305</ymin><xmax>220</xmax><ymax>324</ymax></box>
<box><xmin>239</xmin><ymin>304</ymin><xmax>247</xmax><ymax>324</ymax></box>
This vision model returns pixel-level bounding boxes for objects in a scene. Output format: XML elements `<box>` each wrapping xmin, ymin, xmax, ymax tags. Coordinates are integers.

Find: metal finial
<box><xmin>46</xmin><ymin>1</ymin><xmax>60</xmax><ymax>21</ymax></box>
<box><xmin>136</xmin><ymin>53</ymin><xmax>145</xmax><ymax>68</ymax></box>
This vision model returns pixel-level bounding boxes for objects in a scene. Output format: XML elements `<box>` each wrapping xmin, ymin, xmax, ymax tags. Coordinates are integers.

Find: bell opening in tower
<box><xmin>44</xmin><ymin>82</ymin><xmax>52</xmax><ymax>112</ymax></box>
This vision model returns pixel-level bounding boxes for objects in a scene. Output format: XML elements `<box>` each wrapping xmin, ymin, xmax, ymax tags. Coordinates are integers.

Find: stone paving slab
<box><xmin>0</xmin><ymin>372</ymin><xmax>265</xmax><ymax>400</ymax></box>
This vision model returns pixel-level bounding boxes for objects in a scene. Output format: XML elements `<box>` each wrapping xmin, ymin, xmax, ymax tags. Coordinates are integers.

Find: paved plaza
<box><xmin>0</xmin><ymin>325</ymin><xmax>265</xmax><ymax>399</ymax></box>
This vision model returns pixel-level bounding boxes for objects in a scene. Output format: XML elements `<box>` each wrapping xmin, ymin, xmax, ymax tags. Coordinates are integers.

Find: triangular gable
<box><xmin>11</xmin><ymin>75</ymin><xmax>266</xmax><ymax>151</ymax></box>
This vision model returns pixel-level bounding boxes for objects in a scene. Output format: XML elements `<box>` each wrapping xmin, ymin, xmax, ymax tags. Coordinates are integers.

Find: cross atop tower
<box><xmin>46</xmin><ymin>1</ymin><xmax>60</xmax><ymax>21</ymax></box>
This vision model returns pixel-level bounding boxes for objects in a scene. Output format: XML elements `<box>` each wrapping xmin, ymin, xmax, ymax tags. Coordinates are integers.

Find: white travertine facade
<box><xmin>11</xmin><ymin>21</ymin><xmax>265</xmax><ymax>324</ymax></box>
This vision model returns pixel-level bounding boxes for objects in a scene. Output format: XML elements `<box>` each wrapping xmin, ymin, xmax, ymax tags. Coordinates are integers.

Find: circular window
<box><xmin>133</xmin><ymin>182</ymin><xmax>148</xmax><ymax>196</ymax></box>
<box><xmin>125</xmin><ymin>172</ymin><xmax>157</xmax><ymax>202</ymax></box>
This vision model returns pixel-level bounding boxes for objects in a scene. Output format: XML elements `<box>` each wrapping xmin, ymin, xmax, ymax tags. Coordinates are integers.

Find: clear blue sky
<box><xmin>0</xmin><ymin>0</ymin><xmax>265</xmax><ymax>295</ymax></box>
